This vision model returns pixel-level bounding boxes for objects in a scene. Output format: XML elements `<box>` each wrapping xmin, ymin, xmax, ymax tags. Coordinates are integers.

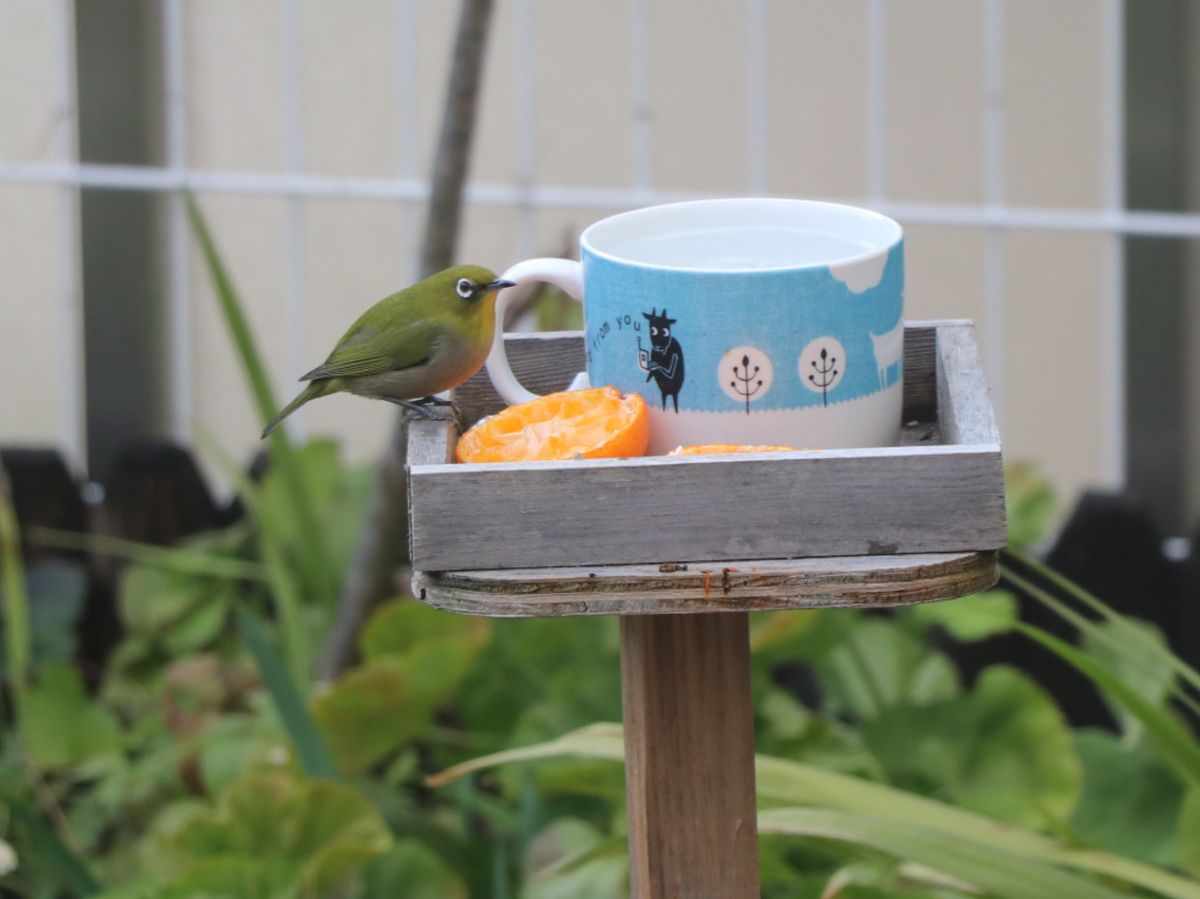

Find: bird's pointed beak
<box><xmin>484</xmin><ymin>278</ymin><xmax>516</xmax><ymax>292</ymax></box>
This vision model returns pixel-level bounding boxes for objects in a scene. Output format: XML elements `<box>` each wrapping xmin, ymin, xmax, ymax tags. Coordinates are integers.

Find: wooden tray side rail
<box><xmin>406</xmin><ymin>321</ymin><xmax>1004</xmax><ymax>572</ymax></box>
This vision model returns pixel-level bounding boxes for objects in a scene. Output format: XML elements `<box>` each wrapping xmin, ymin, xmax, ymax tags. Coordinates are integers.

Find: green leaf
<box><xmin>361</xmin><ymin>598</ymin><xmax>490</xmax><ymax>661</ymax></box>
<box><xmin>164</xmin><ymin>771</ymin><xmax>391</xmax><ymax>896</ymax></box>
<box><xmin>22</xmin><ymin>664</ymin><xmax>122</xmax><ymax>770</ymax></box>
<box><xmin>907</xmin><ymin>589</ymin><xmax>1018</xmax><ymax>641</ymax></box>
<box><xmin>1004</xmin><ymin>461</ymin><xmax>1057</xmax><ymax>551</ymax></box>
<box><xmin>314</xmin><ymin>614</ymin><xmax>488</xmax><ymax>776</ymax></box>
<box><xmin>523</xmin><ymin>818</ymin><xmax>627</xmax><ymax>899</ymax></box>
<box><xmin>816</xmin><ymin>618</ymin><xmax>960</xmax><ymax>718</ymax></box>
<box><xmin>1180</xmin><ymin>789</ymin><xmax>1200</xmax><ymax>877</ymax></box>
<box><xmin>432</xmin><ymin>724</ymin><xmax>1200</xmax><ymax>899</ymax></box>
<box><xmin>360</xmin><ymin>839</ymin><xmax>469</xmax><ymax>899</ymax></box>
<box><xmin>759</xmin><ymin>808</ymin><xmax>1132</xmax><ymax>899</ymax></box>
<box><xmin>862</xmin><ymin>666</ymin><xmax>1081</xmax><ymax>827</ymax></box>
<box><xmin>1018</xmin><ymin>623</ymin><xmax>1200</xmax><ymax>789</ymax></box>
<box><xmin>312</xmin><ymin>659</ymin><xmax>424</xmax><ymax>776</ymax></box>
<box><xmin>236</xmin><ymin>607</ymin><xmax>338</xmax><ymax>780</ymax></box>
<box><xmin>1069</xmin><ymin>729</ymin><xmax>1184</xmax><ymax>867</ymax></box>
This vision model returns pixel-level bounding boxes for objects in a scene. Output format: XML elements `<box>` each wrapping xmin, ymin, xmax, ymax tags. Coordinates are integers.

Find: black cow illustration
<box><xmin>640</xmin><ymin>308</ymin><xmax>685</xmax><ymax>412</ymax></box>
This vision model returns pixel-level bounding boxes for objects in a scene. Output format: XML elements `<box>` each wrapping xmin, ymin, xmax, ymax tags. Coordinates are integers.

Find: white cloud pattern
<box><xmin>829</xmin><ymin>248</ymin><xmax>888</xmax><ymax>293</ymax></box>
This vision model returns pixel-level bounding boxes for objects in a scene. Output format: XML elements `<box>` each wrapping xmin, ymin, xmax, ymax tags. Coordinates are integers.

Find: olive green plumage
<box><xmin>262</xmin><ymin>265</ymin><xmax>513</xmax><ymax>438</ymax></box>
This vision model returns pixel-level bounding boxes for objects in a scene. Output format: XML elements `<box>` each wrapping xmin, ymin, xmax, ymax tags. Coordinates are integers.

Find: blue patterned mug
<box><xmin>487</xmin><ymin>198</ymin><xmax>904</xmax><ymax>454</ymax></box>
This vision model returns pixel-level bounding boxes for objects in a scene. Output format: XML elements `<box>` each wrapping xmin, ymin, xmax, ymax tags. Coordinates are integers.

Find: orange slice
<box><xmin>669</xmin><ymin>444</ymin><xmax>799</xmax><ymax>455</ymax></box>
<box><xmin>456</xmin><ymin>386</ymin><xmax>649</xmax><ymax>463</ymax></box>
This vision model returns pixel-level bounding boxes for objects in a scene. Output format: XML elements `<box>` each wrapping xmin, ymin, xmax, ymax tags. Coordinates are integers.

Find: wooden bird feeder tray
<box><xmin>405</xmin><ymin>319</ymin><xmax>1005</xmax><ymax>899</ymax></box>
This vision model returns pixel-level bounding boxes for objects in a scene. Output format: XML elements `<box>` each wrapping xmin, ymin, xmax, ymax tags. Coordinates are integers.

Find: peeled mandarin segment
<box><xmin>455</xmin><ymin>387</ymin><xmax>648</xmax><ymax>463</ymax></box>
<box><xmin>668</xmin><ymin>444</ymin><xmax>799</xmax><ymax>456</ymax></box>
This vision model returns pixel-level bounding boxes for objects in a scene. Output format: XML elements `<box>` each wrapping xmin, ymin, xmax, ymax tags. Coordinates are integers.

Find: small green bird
<box><xmin>262</xmin><ymin>265</ymin><xmax>514</xmax><ymax>438</ymax></box>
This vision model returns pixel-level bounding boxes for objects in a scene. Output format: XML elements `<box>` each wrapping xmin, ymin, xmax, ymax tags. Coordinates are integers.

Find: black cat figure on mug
<box><xmin>639</xmin><ymin>308</ymin><xmax>685</xmax><ymax>412</ymax></box>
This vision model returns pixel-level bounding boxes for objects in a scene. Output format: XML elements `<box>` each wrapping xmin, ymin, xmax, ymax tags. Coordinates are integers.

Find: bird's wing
<box><xmin>300</xmin><ymin>321</ymin><xmax>439</xmax><ymax>381</ymax></box>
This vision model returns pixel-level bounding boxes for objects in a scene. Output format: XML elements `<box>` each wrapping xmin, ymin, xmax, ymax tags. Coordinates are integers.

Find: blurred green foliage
<box><xmin>0</xmin><ymin>212</ymin><xmax>1197</xmax><ymax>897</ymax></box>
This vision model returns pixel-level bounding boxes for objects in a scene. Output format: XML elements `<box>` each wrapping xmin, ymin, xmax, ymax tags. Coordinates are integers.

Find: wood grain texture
<box><xmin>409</xmin><ymin>444</ymin><xmax>1005</xmax><ymax>570</ymax></box>
<box><xmin>621</xmin><ymin>613</ymin><xmax>760</xmax><ymax>899</ymax></box>
<box><xmin>936</xmin><ymin>323</ymin><xmax>1001</xmax><ymax>446</ymax></box>
<box><xmin>405</xmin><ymin>419</ymin><xmax>458</xmax><ymax>467</ymax></box>
<box><xmin>407</xmin><ymin>320</ymin><xmax>1003</xmax><ymax>572</ymax></box>
<box><xmin>413</xmin><ymin>550</ymin><xmax>998</xmax><ymax>617</ymax></box>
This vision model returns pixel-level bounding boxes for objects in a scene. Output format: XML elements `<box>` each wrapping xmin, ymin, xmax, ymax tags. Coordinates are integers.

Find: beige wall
<box><xmin>0</xmin><ymin>0</ymin><xmax>79</xmax><ymax>458</ymax></box>
<box><xmin>0</xmin><ymin>0</ymin><xmax>1137</xmax><ymax>513</ymax></box>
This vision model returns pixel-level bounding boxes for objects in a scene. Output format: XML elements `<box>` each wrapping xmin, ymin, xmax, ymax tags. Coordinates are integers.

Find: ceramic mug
<box><xmin>487</xmin><ymin>198</ymin><xmax>904</xmax><ymax>454</ymax></box>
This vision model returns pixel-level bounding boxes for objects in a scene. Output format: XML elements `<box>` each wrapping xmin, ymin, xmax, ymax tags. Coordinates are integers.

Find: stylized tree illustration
<box><xmin>730</xmin><ymin>354</ymin><xmax>764</xmax><ymax>414</ymax></box>
<box><xmin>808</xmin><ymin>347</ymin><xmax>838</xmax><ymax>407</ymax></box>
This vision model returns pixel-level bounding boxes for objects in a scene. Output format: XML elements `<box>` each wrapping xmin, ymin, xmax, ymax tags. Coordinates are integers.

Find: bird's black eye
<box><xmin>661</xmin><ymin>327</ymin><xmax>670</xmax><ymax>338</ymax></box>
<box><xmin>455</xmin><ymin>278</ymin><xmax>474</xmax><ymax>299</ymax></box>
<box><xmin>650</xmin><ymin>326</ymin><xmax>658</xmax><ymax>336</ymax></box>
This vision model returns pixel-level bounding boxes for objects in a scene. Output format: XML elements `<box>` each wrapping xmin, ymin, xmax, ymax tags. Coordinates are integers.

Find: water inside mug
<box><xmin>605</xmin><ymin>225</ymin><xmax>876</xmax><ymax>270</ymax></box>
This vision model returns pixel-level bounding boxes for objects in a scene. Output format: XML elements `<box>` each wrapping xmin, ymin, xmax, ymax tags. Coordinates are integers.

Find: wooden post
<box><xmin>620</xmin><ymin>612</ymin><xmax>760</xmax><ymax>899</ymax></box>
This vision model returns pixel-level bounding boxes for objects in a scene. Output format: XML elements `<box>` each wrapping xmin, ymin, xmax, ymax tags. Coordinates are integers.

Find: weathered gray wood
<box><xmin>409</xmin><ymin>444</ymin><xmax>1004</xmax><ymax>570</ymax></box>
<box><xmin>937</xmin><ymin>323</ymin><xmax>1001</xmax><ymax>446</ymax></box>
<box><xmin>405</xmin><ymin>419</ymin><xmax>457</xmax><ymax>467</ymax></box>
<box><xmin>408</xmin><ymin>320</ymin><xmax>1003</xmax><ymax>571</ymax></box>
<box><xmin>456</xmin><ymin>325</ymin><xmax>943</xmax><ymax>428</ymax></box>
<box><xmin>621</xmin><ymin>613</ymin><xmax>760</xmax><ymax>898</ymax></box>
<box><xmin>901</xmin><ymin>320</ymin><xmax>943</xmax><ymax>422</ymax></box>
<box><xmin>414</xmin><ymin>550</ymin><xmax>998</xmax><ymax>617</ymax></box>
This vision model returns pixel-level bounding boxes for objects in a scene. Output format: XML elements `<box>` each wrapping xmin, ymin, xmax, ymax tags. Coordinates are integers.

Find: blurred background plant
<box><xmin>1</xmin><ymin>211</ymin><xmax>1198</xmax><ymax>895</ymax></box>
<box><xmin>2</xmin><ymin>0</ymin><xmax>1200</xmax><ymax>896</ymax></box>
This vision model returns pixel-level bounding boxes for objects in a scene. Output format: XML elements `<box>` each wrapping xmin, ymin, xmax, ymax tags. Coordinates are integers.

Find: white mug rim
<box><xmin>580</xmin><ymin>197</ymin><xmax>903</xmax><ymax>275</ymax></box>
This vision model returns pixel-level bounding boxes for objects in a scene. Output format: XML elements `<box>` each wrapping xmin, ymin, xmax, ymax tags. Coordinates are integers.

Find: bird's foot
<box><xmin>387</xmin><ymin>396</ymin><xmax>459</xmax><ymax>422</ymax></box>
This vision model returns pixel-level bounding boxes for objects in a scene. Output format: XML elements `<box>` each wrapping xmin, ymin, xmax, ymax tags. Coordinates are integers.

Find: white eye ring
<box><xmin>661</xmin><ymin>327</ymin><xmax>670</xmax><ymax>337</ymax></box>
<box><xmin>650</xmin><ymin>326</ymin><xmax>658</xmax><ymax>336</ymax></box>
<box><xmin>456</xmin><ymin>278</ymin><xmax>474</xmax><ymax>299</ymax></box>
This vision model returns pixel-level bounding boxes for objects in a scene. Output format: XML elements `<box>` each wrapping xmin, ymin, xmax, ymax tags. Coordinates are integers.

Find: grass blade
<box><xmin>236</xmin><ymin>606</ymin><xmax>338</xmax><ymax>779</ymax></box>
<box><xmin>0</xmin><ymin>467</ymin><xmax>31</xmax><ymax>717</ymax></box>
<box><xmin>430</xmin><ymin>724</ymin><xmax>1200</xmax><ymax>899</ymax></box>
<box><xmin>1017</xmin><ymin>623</ymin><xmax>1200</xmax><ymax>788</ymax></box>
<box><xmin>185</xmin><ymin>194</ymin><xmax>339</xmax><ymax>604</ymax></box>
<box><xmin>200</xmin><ymin>431</ymin><xmax>311</xmax><ymax>688</ymax></box>
<box><xmin>759</xmin><ymin>808</ymin><xmax>1133</xmax><ymax>899</ymax></box>
<box><xmin>1</xmin><ymin>790</ymin><xmax>99</xmax><ymax>896</ymax></box>
<box><xmin>27</xmin><ymin>526</ymin><xmax>270</xmax><ymax>583</ymax></box>
<box><xmin>1005</xmin><ymin>551</ymin><xmax>1200</xmax><ymax>700</ymax></box>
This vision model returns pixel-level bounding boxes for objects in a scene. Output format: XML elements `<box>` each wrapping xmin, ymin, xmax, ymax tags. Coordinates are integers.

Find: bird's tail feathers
<box><xmin>261</xmin><ymin>381</ymin><xmax>329</xmax><ymax>439</ymax></box>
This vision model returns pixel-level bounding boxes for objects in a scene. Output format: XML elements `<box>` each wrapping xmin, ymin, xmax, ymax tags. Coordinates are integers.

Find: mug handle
<box><xmin>486</xmin><ymin>257</ymin><xmax>585</xmax><ymax>406</ymax></box>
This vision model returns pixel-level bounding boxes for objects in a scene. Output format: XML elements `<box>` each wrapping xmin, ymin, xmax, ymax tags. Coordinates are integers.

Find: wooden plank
<box><xmin>456</xmin><ymin>324</ymin><xmax>942</xmax><ymax>427</ymax></box>
<box><xmin>413</xmin><ymin>550</ymin><xmax>998</xmax><ymax>617</ymax></box>
<box><xmin>621</xmin><ymin>613</ymin><xmax>760</xmax><ymax>899</ymax></box>
<box><xmin>405</xmin><ymin>419</ymin><xmax>457</xmax><ymax>467</ymax></box>
<box><xmin>408</xmin><ymin>444</ymin><xmax>1005</xmax><ymax>570</ymax></box>
<box><xmin>902</xmin><ymin>321</ymin><xmax>939</xmax><ymax>423</ymax></box>
<box><xmin>936</xmin><ymin>323</ymin><xmax>1001</xmax><ymax>446</ymax></box>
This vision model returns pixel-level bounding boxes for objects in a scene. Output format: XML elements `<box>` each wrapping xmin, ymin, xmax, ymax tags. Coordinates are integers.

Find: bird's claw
<box><xmin>391</xmin><ymin>397</ymin><xmax>459</xmax><ymax>422</ymax></box>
